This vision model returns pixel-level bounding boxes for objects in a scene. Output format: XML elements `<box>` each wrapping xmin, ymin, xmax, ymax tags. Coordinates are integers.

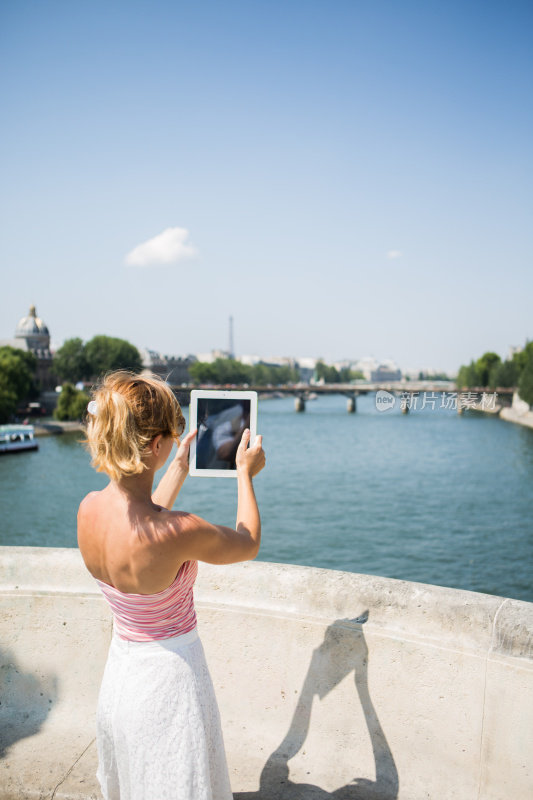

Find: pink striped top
<box><xmin>95</xmin><ymin>560</ymin><xmax>198</xmax><ymax>642</ymax></box>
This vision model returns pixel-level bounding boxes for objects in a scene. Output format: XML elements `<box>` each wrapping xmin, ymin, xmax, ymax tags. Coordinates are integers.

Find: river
<box><xmin>1</xmin><ymin>393</ymin><xmax>532</xmax><ymax>601</ymax></box>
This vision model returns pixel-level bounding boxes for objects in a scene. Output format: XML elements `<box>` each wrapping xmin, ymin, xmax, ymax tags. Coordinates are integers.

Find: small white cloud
<box><xmin>125</xmin><ymin>226</ymin><xmax>197</xmax><ymax>267</ymax></box>
<box><xmin>386</xmin><ymin>250</ymin><xmax>402</xmax><ymax>259</ymax></box>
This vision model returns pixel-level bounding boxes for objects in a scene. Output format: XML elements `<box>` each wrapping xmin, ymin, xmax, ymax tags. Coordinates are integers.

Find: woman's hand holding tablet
<box><xmin>235</xmin><ymin>429</ymin><xmax>265</xmax><ymax>478</ymax></box>
<box><xmin>189</xmin><ymin>390</ymin><xmax>259</xmax><ymax>478</ymax></box>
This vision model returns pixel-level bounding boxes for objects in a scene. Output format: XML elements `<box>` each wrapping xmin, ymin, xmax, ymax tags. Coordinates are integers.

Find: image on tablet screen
<box><xmin>196</xmin><ymin>398</ymin><xmax>251</xmax><ymax>470</ymax></box>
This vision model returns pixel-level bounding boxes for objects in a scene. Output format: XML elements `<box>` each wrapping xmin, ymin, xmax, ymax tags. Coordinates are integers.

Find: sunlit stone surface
<box><xmin>1</xmin><ymin>547</ymin><xmax>532</xmax><ymax>799</ymax></box>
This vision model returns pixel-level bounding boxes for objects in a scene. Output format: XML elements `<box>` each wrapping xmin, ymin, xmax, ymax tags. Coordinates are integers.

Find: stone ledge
<box><xmin>500</xmin><ymin>406</ymin><xmax>533</xmax><ymax>430</ymax></box>
<box><xmin>1</xmin><ymin>547</ymin><xmax>532</xmax><ymax>799</ymax></box>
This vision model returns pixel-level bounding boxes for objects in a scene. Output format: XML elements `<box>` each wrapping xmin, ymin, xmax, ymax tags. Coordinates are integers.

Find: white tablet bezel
<box><xmin>188</xmin><ymin>390</ymin><xmax>258</xmax><ymax>478</ymax></box>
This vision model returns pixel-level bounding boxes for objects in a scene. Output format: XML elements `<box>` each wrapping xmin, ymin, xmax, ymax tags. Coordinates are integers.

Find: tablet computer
<box><xmin>188</xmin><ymin>390</ymin><xmax>258</xmax><ymax>477</ymax></box>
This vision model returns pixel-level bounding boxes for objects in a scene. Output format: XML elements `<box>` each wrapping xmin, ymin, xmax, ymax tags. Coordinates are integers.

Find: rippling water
<box><xmin>1</xmin><ymin>394</ymin><xmax>532</xmax><ymax>601</ymax></box>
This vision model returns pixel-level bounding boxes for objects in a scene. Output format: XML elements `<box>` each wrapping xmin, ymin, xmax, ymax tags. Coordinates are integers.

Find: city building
<box><xmin>352</xmin><ymin>356</ymin><xmax>379</xmax><ymax>381</ymax></box>
<box><xmin>370</xmin><ymin>359</ymin><xmax>402</xmax><ymax>382</ymax></box>
<box><xmin>351</xmin><ymin>356</ymin><xmax>402</xmax><ymax>382</ymax></box>
<box><xmin>239</xmin><ymin>354</ymin><xmax>262</xmax><ymax>367</ymax></box>
<box><xmin>196</xmin><ymin>349</ymin><xmax>232</xmax><ymax>363</ymax></box>
<box><xmin>296</xmin><ymin>357</ymin><xmax>317</xmax><ymax>383</ymax></box>
<box><xmin>140</xmin><ymin>348</ymin><xmax>196</xmax><ymax>385</ymax></box>
<box><xmin>0</xmin><ymin>305</ymin><xmax>56</xmax><ymax>390</ymax></box>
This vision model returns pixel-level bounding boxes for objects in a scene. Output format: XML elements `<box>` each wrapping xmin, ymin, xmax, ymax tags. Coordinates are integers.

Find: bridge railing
<box><xmin>1</xmin><ymin>547</ymin><xmax>532</xmax><ymax>799</ymax></box>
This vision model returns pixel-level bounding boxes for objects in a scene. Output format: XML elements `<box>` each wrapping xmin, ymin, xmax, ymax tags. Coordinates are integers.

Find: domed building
<box><xmin>1</xmin><ymin>305</ymin><xmax>55</xmax><ymax>391</ymax></box>
<box><xmin>15</xmin><ymin>305</ymin><xmax>51</xmax><ymax>355</ymax></box>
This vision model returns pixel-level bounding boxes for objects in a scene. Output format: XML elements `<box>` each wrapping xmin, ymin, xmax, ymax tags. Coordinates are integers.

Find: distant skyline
<box><xmin>1</xmin><ymin>1</ymin><xmax>532</xmax><ymax>374</ymax></box>
<box><xmin>7</xmin><ymin>302</ymin><xmax>527</xmax><ymax>380</ymax></box>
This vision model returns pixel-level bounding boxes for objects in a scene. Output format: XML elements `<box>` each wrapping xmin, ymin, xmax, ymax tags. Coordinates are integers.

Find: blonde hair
<box><xmin>85</xmin><ymin>370</ymin><xmax>185</xmax><ymax>482</ymax></box>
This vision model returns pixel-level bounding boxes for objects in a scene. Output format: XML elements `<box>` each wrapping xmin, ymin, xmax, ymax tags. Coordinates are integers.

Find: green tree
<box><xmin>189</xmin><ymin>361</ymin><xmax>218</xmax><ymax>384</ymax></box>
<box><xmin>0</xmin><ymin>386</ymin><xmax>18</xmax><ymax>424</ymax></box>
<box><xmin>189</xmin><ymin>358</ymin><xmax>248</xmax><ymax>385</ymax></box>
<box><xmin>475</xmin><ymin>352</ymin><xmax>501</xmax><ymax>387</ymax></box>
<box><xmin>189</xmin><ymin>358</ymin><xmax>298</xmax><ymax>386</ymax></box>
<box><xmin>338</xmin><ymin>367</ymin><xmax>364</xmax><ymax>383</ymax></box>
<box><xmin>456</xmin><ymin>360</ymin><xmax>481</xmax><ymax>389</ymax></box>
<box><xmin>251</xmin><ymin>363</ymin><xmax>271</xmax><ymax>385</ymax></box>
<box><xmin>276</xmin><ymin>364</ymin><xmax>299</xmax><ymax>384</ymax></box>
<box><xmin>250</xmin><ymin>363</ymin><xmax>298</xmax><ymax>385</ymax></box>
<box><xmin>84</xmin><ymin>335</ymin><xmax>142</xmax><ymax>377</ymax></box>
<box><xmin>53</xmin><ymin>337</ymin><xmax>89</xmax><ymax>382</ymax></box>
<box><xmin>314</xmin><ymin>360</ymin><xmax>340</xmax><ymax>383</ymax></box>
<box><xmin>458</xmin><ymin>341</ymin><xmax>533</xmax><ymax>390</ymax></box>
<box><xmin>54</xmin><ymin>384</ymin><xmax>90</xmax><ymax>421</ymax></box>
<box><xmin>0</xmin><ymin>346</ymin><xmax>37</xmax><ymax>423</ymax></box>
<box><xmin>510</xmin><ymin>340</ymin><xmax>533</xmax><ymax>373</ymax></box>
<box><xmin>489</xmin><ymin>359</ymin><xmax>519</xmax><ymax>389</ymax></box>
<box><xmin>212</xmin><ymin>358</ymin><xmax>251</xmax><ymax>384</ymax></box>
<box><xmin>518</xmin><ymin>354</ymin><xmax>533</xmax><ymax>407</ymax></box>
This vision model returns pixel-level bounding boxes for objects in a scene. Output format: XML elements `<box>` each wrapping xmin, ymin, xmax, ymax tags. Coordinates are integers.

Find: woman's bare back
<box><xmin>77</xmin><ymin>485</ymin><xmax>187</xmax><ymax>595</ymax></box>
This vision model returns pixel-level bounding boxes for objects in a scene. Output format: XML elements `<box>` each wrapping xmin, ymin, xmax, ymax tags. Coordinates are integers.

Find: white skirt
<box><xmin>96</xmin><ymin>626</ymin><xmax>233</xmax><ymax>800</ymax></box>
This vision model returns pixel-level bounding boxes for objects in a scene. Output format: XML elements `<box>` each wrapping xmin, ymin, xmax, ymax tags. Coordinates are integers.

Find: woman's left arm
<box><xmin>152</xmin><ymin>430</ymin><xmax>197</xmax><ymax>510</ymax></box>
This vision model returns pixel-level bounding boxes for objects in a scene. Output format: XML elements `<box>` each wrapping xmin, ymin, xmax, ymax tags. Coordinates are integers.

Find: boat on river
<box><xmin>0</xmin><ymin>424</ymin><xmax>39</xmax><ymax>454</ymax></box>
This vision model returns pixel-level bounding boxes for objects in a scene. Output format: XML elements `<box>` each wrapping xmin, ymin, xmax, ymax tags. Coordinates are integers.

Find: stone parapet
<box><xmin>1</xmin><ymin>547</ymin><xmax>532</xmax><ymax>799</ymax></box>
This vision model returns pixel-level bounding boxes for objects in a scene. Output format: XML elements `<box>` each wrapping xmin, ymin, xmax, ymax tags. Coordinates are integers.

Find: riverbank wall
<box><xmin>33</xmin><ymin>420</ymin><xmax>84</xmax><ymax>437</ymax></box>
<box><xmin>443</xmin><ymin>389</ymin><xmax>533</xmax><ymax>431</ymax></box>
<box><xmin>1</xmin><ymin>547</ymin><xmax>532</xmax><ymax>799</ymax></box>
<box><xmin>499</xmin><ymin>391</ymin><xmax>533</xmax><ymax>430</ymax></box>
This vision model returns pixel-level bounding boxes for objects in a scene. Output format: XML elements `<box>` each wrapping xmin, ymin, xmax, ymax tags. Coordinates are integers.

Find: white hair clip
<box><xmin>87</xmin><ymin>401</ymin><xmax>98</xmax><ymax>416</ymax></box>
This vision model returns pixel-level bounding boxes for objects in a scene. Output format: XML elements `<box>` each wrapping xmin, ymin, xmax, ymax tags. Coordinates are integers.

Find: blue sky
<box><xmin>1</xmin><ymin>0</ymin><xmax>531</xmax><ymax>373</ymax></box>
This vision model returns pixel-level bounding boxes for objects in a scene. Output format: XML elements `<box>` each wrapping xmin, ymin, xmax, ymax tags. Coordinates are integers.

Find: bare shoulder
<box><xmin>77</xmin><ymin>490</ymin><xmax>102</xmax><ymax>519</ymax></box>
<box><xmin>161</xmin><ymin>509</ymin><xmax>211</xmax><ymax>539</ymax></box>
<box><xmin>77</xmin><ymin>491</ymin><xmax>108</xmax><ymax>551</ymax></box>
<box><xmin>156</xmin><ymin>509</ymin><xmax>223</xmax><ymax>555</ymax></box>
<box><xmin>160</xmin><ymin>509</ymin><xmax>257</xmax><ymax>565</ymax></box>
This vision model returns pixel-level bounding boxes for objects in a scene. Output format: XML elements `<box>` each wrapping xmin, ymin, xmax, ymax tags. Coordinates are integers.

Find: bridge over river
<box><xmin>170</xmin><ymin>382</ymin><xmax>514</xmax><ymax>414</ymax></box>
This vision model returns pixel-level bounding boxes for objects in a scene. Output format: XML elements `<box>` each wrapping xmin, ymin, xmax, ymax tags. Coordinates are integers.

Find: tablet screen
<box><xmin>195</xmin><ymin>397</ymin><xmax>251</xmax><ymax>471</ymax></box>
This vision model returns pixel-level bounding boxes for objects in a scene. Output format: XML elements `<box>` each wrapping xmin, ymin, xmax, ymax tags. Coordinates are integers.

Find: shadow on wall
<box><xmin>0</xmin><ymin>646</ymin><xmax>58</xmax><ymax>759</ymax></box>
<box><xmin>235</xmin><ymin>611</ymin><xmax>399</xmax><ymax>800</ymax></box>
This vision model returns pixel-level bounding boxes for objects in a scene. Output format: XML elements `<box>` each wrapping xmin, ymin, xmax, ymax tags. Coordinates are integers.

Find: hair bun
<box><xmin>85</xmin><ymin>370</ymin><xmax>185</xmax><ymax>481</ymax></box>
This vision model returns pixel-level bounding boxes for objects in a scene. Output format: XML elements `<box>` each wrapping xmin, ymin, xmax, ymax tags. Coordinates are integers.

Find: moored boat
<box><xmin>0</xmin><ymin>424</ymin><xmax>39</xmax><ymax>454</ymax></box>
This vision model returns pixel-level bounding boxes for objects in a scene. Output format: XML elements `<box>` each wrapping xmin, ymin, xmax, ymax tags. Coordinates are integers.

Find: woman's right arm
<box><xmin>172</xmin><ymin>429</ymin><xmax>265</xmax><ymax>565</ymax></box>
